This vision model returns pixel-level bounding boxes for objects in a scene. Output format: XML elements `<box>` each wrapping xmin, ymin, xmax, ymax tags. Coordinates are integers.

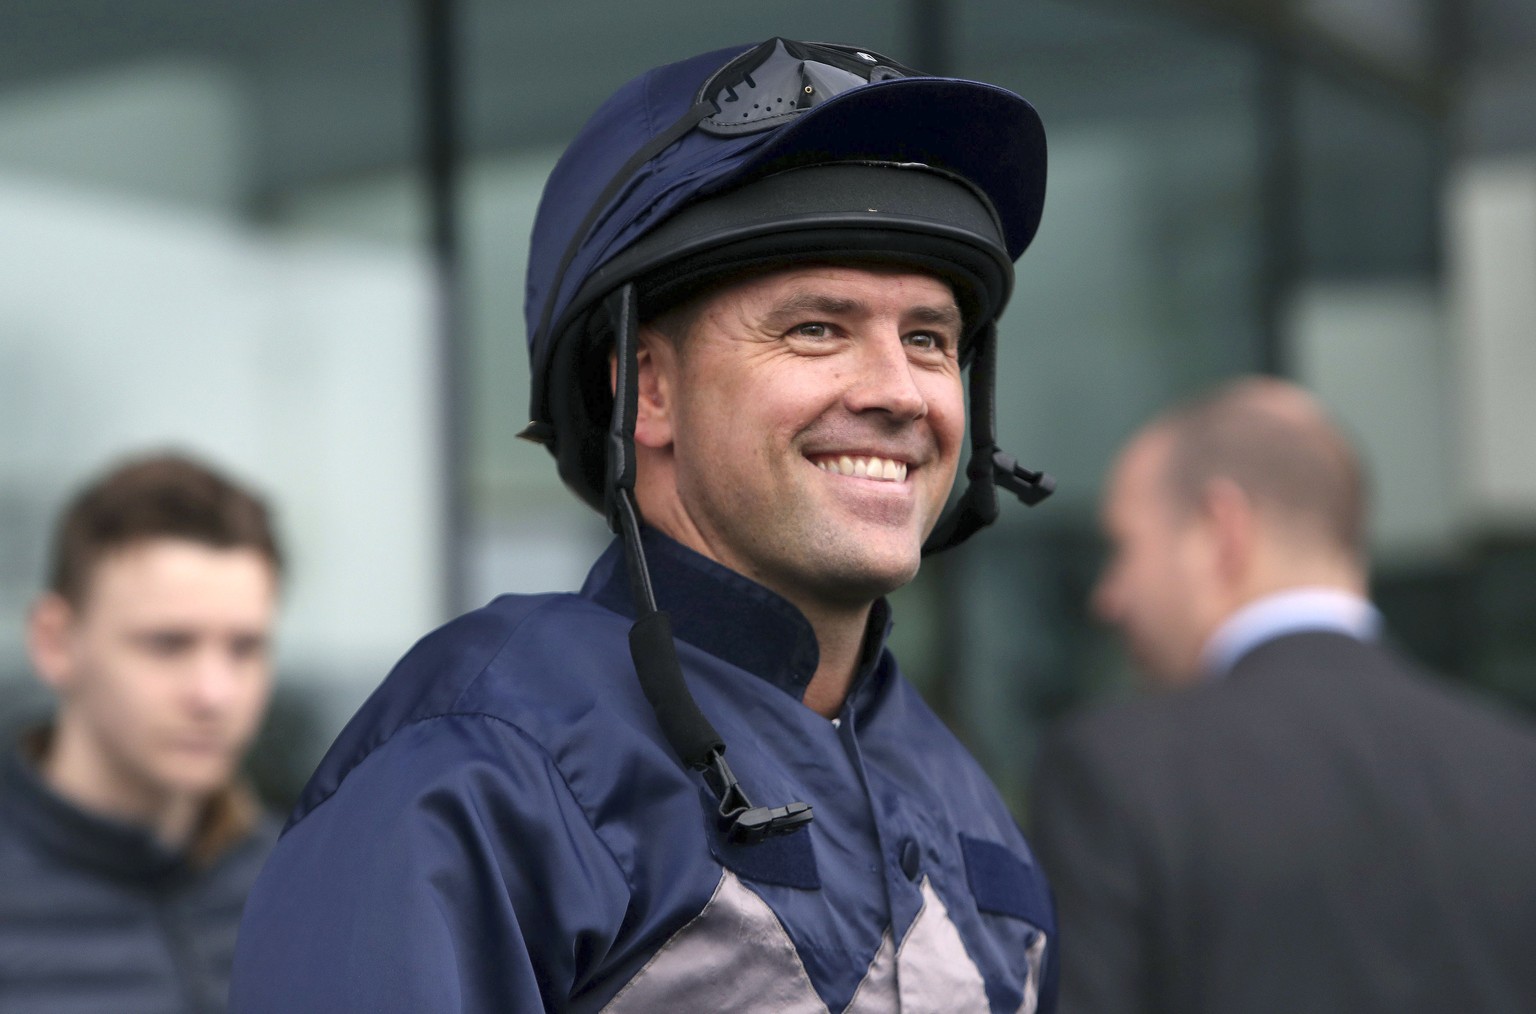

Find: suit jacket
<box><xmin>1028</xmin><ymin>631</ymin><xmax>1536</xmax><ymax>1014</ymax></box>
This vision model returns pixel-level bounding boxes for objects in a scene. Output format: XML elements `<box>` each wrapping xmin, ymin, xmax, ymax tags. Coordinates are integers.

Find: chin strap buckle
<box><xmin>992</xmin><ymin>449</ymin><xmax>1055</xmax><ymax>506</ymax></box>
<box><xmin>700</xmin><ymin>750</ymin><xmax>814</xmax><ymax>844</ymax></box>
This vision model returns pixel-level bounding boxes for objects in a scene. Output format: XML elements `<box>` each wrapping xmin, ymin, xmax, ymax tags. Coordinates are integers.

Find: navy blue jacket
<box><xmin>232</xmin><ymin>532</ymin><xmax>1056</xmax><ymax>1012</ymax></box>
<box><xmin>0</xmin><ymin>740</ymin><xmax>277</xmax><ymax>1013</ymax></box>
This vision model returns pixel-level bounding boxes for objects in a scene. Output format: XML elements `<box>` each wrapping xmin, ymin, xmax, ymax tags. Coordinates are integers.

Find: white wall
<box><xmin>0</xmin><ymin>61</ymin><xmax>251</xmax><ymax>211</ymax></box>
<box><xmin>0</xmin><ymin>62</ymin><xmax>443</xmax><ymax>733</ymax></box>
<box><xmin>1449</xmin><ymin>157</ymin><xmax>1536</xmax><ymax>532</ymax></box>
<box><xmin>1288</xmin><ymin>280</ymin><xmax>1461</xmax><ymax>563</ymax></box>
<box><xmin>0</xmin><ymin>177</ymin><xmax>443</xmax><ymax>691</ymax></box>
<box><xmin>276</xmin><ymin>149</ymin><xmax>613</xmax><ymax>604</ymax></box>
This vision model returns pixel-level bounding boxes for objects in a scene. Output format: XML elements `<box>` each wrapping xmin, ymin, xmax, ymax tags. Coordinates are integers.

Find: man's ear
<box><xmin>627</xmin><ymin>329</ymin><xmax>677</xmax><ymax>451</ymax></box>
<box><xmin>1201</xmin><ymin>478</ymin><xmax>1255</xmax><ymax>590</ymax></box>
<box><xmin>27</xmin><ymin>593</ymin><xmax>78</xmax><ymax>693</ymax></box>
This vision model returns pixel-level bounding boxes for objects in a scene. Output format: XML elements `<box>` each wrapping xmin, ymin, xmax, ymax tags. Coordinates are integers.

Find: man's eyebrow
<box><xmin>129</xmin><ymin>628</ymin><xmax>197</xmax><ymax>646</ymax></box>
<box><xmin>762</xmin><ymin>292</ymin><xmax>963</xmax><ymax>329</ymax></box>
<box><xmin>907</xmin><ymin>303</ymin><xmax>963</xmax><ymax>330</ymax></box>
<box><xmin>762</xmin><ymin>292</ymin><xmax>866</xmax><ymax>323</ymax></box>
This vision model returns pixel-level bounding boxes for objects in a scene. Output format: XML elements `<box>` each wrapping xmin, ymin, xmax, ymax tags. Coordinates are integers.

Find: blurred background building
<box><xmin>2</xmin><ymin>0</ymin><xmax>1533</xmax><ymax>813</ymax></box>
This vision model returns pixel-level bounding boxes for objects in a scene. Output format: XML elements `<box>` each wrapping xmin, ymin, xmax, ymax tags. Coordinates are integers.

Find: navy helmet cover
<box><xmin>526</xmin><ymin>43</ymin><xmax>1045</xmax><ymax>388</ymax></box>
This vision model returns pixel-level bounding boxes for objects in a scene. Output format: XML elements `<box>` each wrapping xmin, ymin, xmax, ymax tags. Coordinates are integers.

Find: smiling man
<box><xmin>0</xmin><ymin>453</ymin><xmax>282</xmax><ymax>1014</ymax></box>
<box><xmin>234</xmin><ymin>39</ymin><xmax>1057</xmax><ymax>1013</ymax></box>
<box><xmin>634</xmin><ymin>265</ymin><xmax>967</xmax><ymax>717</ymax></box>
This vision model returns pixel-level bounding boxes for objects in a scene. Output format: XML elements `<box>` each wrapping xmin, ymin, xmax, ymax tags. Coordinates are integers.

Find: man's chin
<box><xmin>153</xmin><ymin>758</ymin><xmax>239</xmax><ymax>798</ymax></box>
<box><xmin>810</xmin><ymin>551</ymin><xmax>922</xmax><ymax>607</ymax></box>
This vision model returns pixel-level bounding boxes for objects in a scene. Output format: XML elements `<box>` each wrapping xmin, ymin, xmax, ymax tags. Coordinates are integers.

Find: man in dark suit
<box><xmin>1029</xmin><ymin>376</ymin><xmax>1536</xmax><ymax>1013</ymax></box>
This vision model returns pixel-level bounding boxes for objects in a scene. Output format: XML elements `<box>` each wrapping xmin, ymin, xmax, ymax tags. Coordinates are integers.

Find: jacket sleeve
<box><xmin>230</xmin><ymin>713</ymin><xmax>632</xmax><ymax>1013</ymax></box>
<box><xmin>1027</xmin><ymin>723</ymin><xmax>1154</xmax><ymax>1014</ymax></box>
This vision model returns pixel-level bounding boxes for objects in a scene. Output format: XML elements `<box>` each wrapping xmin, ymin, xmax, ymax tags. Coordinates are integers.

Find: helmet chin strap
<box><xmin>604</xmin><ymin>282</ymin><xmax>814</xmax><ymax>845</ymax></box>
<box><xmin>921</xmin><ymin>321</ymin><xmax>1054</xmax><ymax>556</ymax></box>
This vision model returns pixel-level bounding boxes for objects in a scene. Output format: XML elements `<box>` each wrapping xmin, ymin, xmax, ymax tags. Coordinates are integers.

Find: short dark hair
<box><xmin>48</xmin><ymin>452</ymin><xmax>283</xmax><ymax>606</ymax></box>
<box><xmin>640</xmin><ymin>291</ymin><xmax>707</xmax><ymax>356</ymax></box>
<box><xmin>1157</xmin><ymin>378</ymin><xmax>1366</xmax><ymax>557</ymax></box>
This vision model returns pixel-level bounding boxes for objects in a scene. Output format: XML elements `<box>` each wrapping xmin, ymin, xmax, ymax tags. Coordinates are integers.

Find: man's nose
<box><xmin>843</xmin><ymin>333</ymin><xmax>927</xmax><ymax>419</ymax></box>
<box><xmin>186</xmin><ymin>650</ymin><xmax>243</xmax><ymax>712</ymax></box>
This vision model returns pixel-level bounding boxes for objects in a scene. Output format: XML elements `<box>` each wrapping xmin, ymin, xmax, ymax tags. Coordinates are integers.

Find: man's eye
<box><xmin>230</xmin><ymin>636</ymin><xmax>268</xmax><ymax>661</ymax></box>
<box><xmin>790</xmin><ymin>322</ymin><xmax>830</xmax><ymax>339</ymax></box>
<box><xmin>141</xmin><ymin>633</ymin><xmax>194</xmax><ymax>656</ymax></box>
<box><xmin>905</xmin><ymin>331</ymin><xmax>945</xmax><ymax>351</ymax></box>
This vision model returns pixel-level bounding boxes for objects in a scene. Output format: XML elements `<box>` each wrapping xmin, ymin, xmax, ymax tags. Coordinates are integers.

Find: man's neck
<box><xmin>41</xmin><ymin>719</ymin><xmax>205</xmax><ymax>851</ymax></box>
<box><xmin>1201</xmin><ymin>583</ymin><xmax>1378</xmax><ymax>679</ymax></box>
<box><xmin>798</xmin><ymin>600</ymin><xmax>875</xmax><ymax>719</ymax></box>
<box><xmin>1241</xmin><ymin>542</ymin><xmax>1367</xmax><ymax>605</ymax></box>
<box><xmin>633</xmin><ymin>506</ymin><xmax>883</xmax><ymax>719</ymax></box>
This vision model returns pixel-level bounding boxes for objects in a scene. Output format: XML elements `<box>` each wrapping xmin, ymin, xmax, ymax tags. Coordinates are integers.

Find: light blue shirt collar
<box><xmin>1201</xmin><ymin>587</ymin><xmax>1381</xmax><ymax>679</ymax></box>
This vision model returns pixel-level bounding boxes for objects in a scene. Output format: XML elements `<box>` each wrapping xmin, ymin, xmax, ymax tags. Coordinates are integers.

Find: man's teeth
<box><xmin>815</xmin><ymin>455</ymin><xmax>908</xmax><ymax>482</ymax></box>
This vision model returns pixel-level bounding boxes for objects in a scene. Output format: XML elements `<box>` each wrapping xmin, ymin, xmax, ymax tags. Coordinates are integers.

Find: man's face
<box><xmin>1092</xmin><ymin>431</ymin><xmax>1219</xmax><ymax>688</ymax></box>
<box><xmin>35</xmin><ymin>539</ymin><xmax>277</xmax><ymax>799</ymax></box>
<box><xmin>642</xmin><ymin>263</ymin><xmax>966</xmax><ymax>613</ymax></box>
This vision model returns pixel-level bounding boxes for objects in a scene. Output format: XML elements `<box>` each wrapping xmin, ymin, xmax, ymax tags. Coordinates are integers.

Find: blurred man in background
<box><xmin>1029</xmin><ymin>376</ymin><xmax>1536</xmax><ymax>1013</ymax></box>
<box><xmin>0</xmin><ymin>453</ymin><xmax>282</xmax><ymax>1013</ymax></box>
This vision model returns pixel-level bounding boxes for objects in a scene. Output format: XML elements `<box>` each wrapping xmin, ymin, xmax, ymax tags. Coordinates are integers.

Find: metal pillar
<box><xmin>415</xmin><ymin>0</ymin><xmax>470</xmax><ymax>617</ymax></box>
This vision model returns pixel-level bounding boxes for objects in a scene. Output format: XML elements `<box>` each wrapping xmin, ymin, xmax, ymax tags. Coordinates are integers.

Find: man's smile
<box><xmin>807</xmin><ymin>454</ymin><xmax>910</xmax><ymax>483</ymax></box>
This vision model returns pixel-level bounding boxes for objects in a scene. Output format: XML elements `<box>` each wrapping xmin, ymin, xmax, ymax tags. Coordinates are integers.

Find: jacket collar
<box><xmin>1202</xmin><ymin>587</ymin><xmax>1381</xmax><ymax>679</ymax></box>
<box><xmin>2</xmin><ymin>728</ymin><xmax>260</xmax><ymax>880</ymax></box>
<box><xmin>3</xmin><ymin>738</ymin><xmax>185</xmax><ymax>882</ymax></box>
<box><xmin>582</xmin><ymin>528</ymin><xmax>894</xmax><ymax>706</ymax></box>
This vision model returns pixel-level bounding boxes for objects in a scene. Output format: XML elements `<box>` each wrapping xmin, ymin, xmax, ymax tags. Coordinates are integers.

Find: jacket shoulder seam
<box><xmin>288</xmin><ymin>595</ymin><xmax>580</xmax><ymax>824</ymax></box>
<box><xmin>404</xmin><ymin>709</ymin><xmax>634</xmax><ymax>892</ymax></box>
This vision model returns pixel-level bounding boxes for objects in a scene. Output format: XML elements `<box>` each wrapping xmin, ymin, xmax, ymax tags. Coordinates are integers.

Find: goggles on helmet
<box><xmin>694</xmin><ymin>39</ymin><xmax>922</xmax><ymax>136</ymax></box>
